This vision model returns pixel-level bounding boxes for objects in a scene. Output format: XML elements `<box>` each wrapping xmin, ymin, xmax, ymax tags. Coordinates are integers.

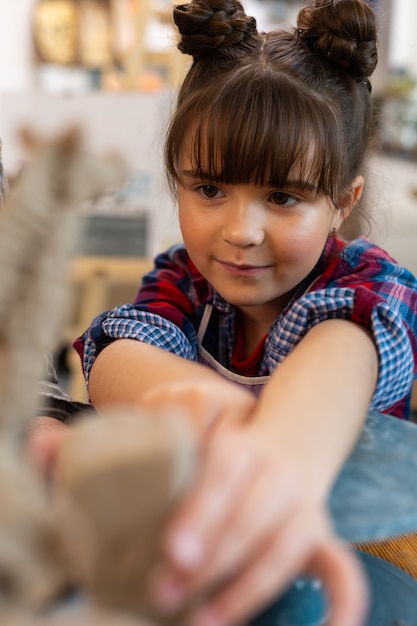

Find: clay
<box><xmin>0</xmin><ymin>128</ymin><xmax>126</xmax><ymax>437</ymax></box>
<box><xmin>0</xmin><ymin>127</ymin><xmax>127</xmax><ymax>619</ymax></box>
<box><xmin>55</xmin><ymin>408</ymin><xmax>196</xmax><ymax>623</ymax></box>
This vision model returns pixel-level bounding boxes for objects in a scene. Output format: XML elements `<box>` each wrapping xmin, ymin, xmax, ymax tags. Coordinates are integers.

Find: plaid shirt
<box><xmin>76</xmin><ymin>237</ymin><xmax>417</xmax><ymax>420</ymax></box>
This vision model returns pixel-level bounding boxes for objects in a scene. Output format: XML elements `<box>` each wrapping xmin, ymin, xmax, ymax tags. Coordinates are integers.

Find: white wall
<box><xmin>0</xmin><ymin>0</ymin><xmax>37</xmax><ymax>92</ymax></box>
<box><xmin>0</xmin><ymin>0</ymin><xmax>415</xmax><ymax>94</ymax></box>
<box><xmin>0</xmin><ymin>89</ymin><xmax>182</xmax><ymax>256</ymax></box>
<box><xmin>389</xmin><ymin>0</ymin><xmax>417</xmax><ymax>75</ymax></box>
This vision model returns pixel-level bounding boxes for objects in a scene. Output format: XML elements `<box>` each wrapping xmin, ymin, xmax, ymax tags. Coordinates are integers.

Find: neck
<box><xmin>237</xmin><ymin>308</ymin><xmax>273</xmax><ymax>357</ymax></box>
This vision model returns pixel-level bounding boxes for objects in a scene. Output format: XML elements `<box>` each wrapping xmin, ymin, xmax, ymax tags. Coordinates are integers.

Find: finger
<box><xmin>141</xmin><ymin>384</ymin><xmax>217</xmax><ymax>422</ymax></box>
<box><xmin>174</xmin><ymin>457</ymin><xmax>297</xmax><ymax>595</ymax></box>
<box><xmin>141</xmin><ymin>383</ymin><xmax>255</xmax><ymax>434</ymax></box>
<box><xmin>307</xmin><ymin>540</ymin><xmax>369</xmax><ymax>626</ymax></box>
<box><xmin>188</xmin><ymin>504</ymin><xmax>324</xmax><ymax>626</ymax></box>
<box><xmin>140</xmin><ymin>386</ymin><xmax>223</xmax><ymax>439</ymax></box>
<box><xmin>26</xmin><ymin>418</ymin><xmax>70</xmax><ymax>477</ymax></box>
<box><xmin>163</xmin><ymin>427</ymin><xmax>257</xmax><ymax>572</ymax></box>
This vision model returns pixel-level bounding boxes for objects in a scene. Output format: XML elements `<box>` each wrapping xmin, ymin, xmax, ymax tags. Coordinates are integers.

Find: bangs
<box><xmin>166</xmin><ymin>68</ymin><xmax>344</xmax><ymax>200</ymax></box>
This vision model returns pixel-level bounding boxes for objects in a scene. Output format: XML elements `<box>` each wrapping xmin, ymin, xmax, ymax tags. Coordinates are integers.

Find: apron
<box><xmin>197</xmin><ymin>303</ymin><xmax>269</xmax><ymax>397</ymax></box>
<box><xmin>195</xmin><ymin>272</ymin><xmax>321</xmax><ymax>396</ymax></box>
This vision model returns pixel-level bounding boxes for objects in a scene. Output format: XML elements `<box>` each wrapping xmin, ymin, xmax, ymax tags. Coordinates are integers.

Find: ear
<box><xmin>332</xmin><ymin>175</ymin><xmax>365</xmax><ymax>231</ymax></box>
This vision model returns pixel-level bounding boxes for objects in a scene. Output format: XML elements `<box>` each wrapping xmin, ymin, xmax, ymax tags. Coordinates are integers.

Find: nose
<box><xmin>222</xmin><ymin>199</ymin><xmax>265</xmax><ymax>247</ymax></box>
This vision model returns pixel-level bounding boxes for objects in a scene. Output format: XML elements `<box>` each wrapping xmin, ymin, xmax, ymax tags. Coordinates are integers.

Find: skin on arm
<box><xmin>149</xmin><ymin>319</ymin><xmax>378</xmax><ymax>626</ymax></box>
<box><xmin>255</xmin><ymin>318</ymin><xmax>378</xmax><ymax>497</ymax></box>
<box><xmin>88</xmin><ymin>338</ymin><xmax>257</xmax><ymax>435</ymax></box>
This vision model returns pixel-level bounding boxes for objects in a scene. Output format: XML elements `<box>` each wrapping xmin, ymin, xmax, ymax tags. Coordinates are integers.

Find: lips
<box><xmin>216</xmin><ymin>259</ymin><xmax>272</xmax><ymax>276</ymax></box>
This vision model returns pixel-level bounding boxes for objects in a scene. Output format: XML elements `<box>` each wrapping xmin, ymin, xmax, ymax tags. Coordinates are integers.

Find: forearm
<box><xmin>89</xmin><ymin>338</ymin><xmax>236</xmax><ymax>409</ymax></box>
<box><xmin>255</xmin><ymin>319</ymin><xmax>378</xmax><ymax>499</ymax></box>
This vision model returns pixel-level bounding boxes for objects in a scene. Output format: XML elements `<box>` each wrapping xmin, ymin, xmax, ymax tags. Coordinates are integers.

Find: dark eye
<box><xmin>198</xmin><ymin>185</ymin><xmax>222</xmax><ymax>199</ymax></box>
<box><xmin>269</xmin><ymin>192</ymin><xmax>297</xmax><ymax>207</ymax></box>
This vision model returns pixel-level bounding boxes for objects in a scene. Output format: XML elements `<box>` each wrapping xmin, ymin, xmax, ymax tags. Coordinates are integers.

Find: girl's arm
<box><xmin>256</xmin><ymin>317</ymin><xmax>378</xmax><ymax>498</ymax></box>
<box><xmin>88</xmin><ymin>338</ymin><xmax>257</xmax><ymax>434</ymax></box>
<box><xmin>151</xmin><ymin>318</ymin><xmax>377</xmax><ymax>626</ymax></box>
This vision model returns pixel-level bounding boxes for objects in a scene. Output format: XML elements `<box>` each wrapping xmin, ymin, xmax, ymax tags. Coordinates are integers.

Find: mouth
<box><xmin>216</xmin><ymin>259</ymin><xmax>272</xmax><ymax>277</ymax></box>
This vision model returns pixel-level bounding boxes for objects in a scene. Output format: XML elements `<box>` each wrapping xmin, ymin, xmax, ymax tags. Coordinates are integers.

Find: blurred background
<box><xmin>0</xmin><ymin>0</ymin><xmax>415</xmax><ymax>401</ymax></box>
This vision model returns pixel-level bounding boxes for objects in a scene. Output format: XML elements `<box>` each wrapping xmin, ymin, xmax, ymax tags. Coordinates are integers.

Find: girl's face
<box><xmin>178</xmin><ymin>153</ymin><xmax>351</xmax><ymax>329</ymax></box>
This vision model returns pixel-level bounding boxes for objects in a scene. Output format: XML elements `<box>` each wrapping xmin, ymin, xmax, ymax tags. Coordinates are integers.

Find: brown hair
<box><xmin>165</xmin><ymin>0</ymin><xmax>378</xmax><ymax>232</ymax></box>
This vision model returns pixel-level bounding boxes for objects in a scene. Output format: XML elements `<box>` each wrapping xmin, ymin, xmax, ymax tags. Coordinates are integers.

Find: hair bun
<box><xmin>174</xmin><ymin>0</ymin><xmax>257</xmax><ymax>61</ymax></box>
<box><xmin>297</xmin><ymin>0</ymin><xmax>377</xmax><ymax>79</ymax></box>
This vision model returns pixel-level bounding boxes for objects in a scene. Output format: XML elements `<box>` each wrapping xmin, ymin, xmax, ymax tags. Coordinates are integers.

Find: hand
<box><xmin>149</xmin><ymin>421</ymin><xmax>369</xmax><ymax>626</ymax></box>
<box><xmin>26</xmin><ymin>416</ymin><xmax>70</xmax><ymax>477</ymax></box>
<box><xmin>140</xmin><ymin>378</ymin><xmax>257</xmax><ymax>438</ymax></box>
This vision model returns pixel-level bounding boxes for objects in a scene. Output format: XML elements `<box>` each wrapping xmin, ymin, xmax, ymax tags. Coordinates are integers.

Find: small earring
<box><xmin>331</xmin><ymin>226</ymin><xmax>337</xmax><ymax>237</ymax></box>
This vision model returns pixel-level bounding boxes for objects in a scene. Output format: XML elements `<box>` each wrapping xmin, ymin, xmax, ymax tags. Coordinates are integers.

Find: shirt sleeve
<box><xmin>265</xmin><ymin>287</ymin><xmax>414</xmax><ymax>413</ymax></box>
<box><xmin>76</xmin><ymin>245</ymin><xmax>202</xmax><ymax>387</ymax></box>
<box><xmin>264</xmin><ymin>239</ymin><xmax>417</xmax><ymax>417</ymax></box>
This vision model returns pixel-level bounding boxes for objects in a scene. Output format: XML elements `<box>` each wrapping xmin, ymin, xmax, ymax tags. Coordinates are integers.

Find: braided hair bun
<box><xmin>297</xmin><ymin>0</ymin><xmax>377</xmax><ymax>81</ymax></box>
<box><xmin>174</xmin><ymin>0</ymin><xmax>257</xmax><ymax>61</ymax></box>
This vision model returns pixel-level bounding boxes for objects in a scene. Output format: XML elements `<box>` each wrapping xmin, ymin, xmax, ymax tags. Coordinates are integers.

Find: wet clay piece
<box><xmin>55</xmin><ymin>409</ymin><xmax>197</xmax><ymax>624</ymax></box>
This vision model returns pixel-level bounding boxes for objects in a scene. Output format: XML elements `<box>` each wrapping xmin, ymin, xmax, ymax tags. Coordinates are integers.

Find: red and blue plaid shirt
<box><xmin>76</xmin><ymin>236</ymin><xmax>417</xmax><ymax>419</ymax></box>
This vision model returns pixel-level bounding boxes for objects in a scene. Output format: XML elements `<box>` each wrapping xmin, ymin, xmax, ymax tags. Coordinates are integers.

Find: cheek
<box><xmin>178</xmin><ymin>206</ymin><xmax>209</xmax><ymax>256</ymax></box>
<box><xmin>178</xmin><ymin>190</ymin><xmax>219</xmax><ymax>249</ymax></box>
<box><xmin>293</xmin><ymin>210</ymin><xmax>332</xmax><ymax>244</ymax></box>
<box><xmin>270</xmin><ymin>215</ymin><xmax>330</xmax><ymax>265</ymax></box>
<box><xmin>178</xmin><ymin>194</ymin><xmax>194</xmax><ymax>238</ymax></box>
<box><xmin>179</xmin><ymin>207</ymin><xmax>197</xmax><ymax>242</ymax></box>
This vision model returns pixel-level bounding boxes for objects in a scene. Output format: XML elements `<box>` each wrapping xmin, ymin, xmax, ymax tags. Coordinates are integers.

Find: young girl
<box><xmin>75</xmin><ymin>0</ymin><xmax>417</xmax><ymax>624</ymax></box>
